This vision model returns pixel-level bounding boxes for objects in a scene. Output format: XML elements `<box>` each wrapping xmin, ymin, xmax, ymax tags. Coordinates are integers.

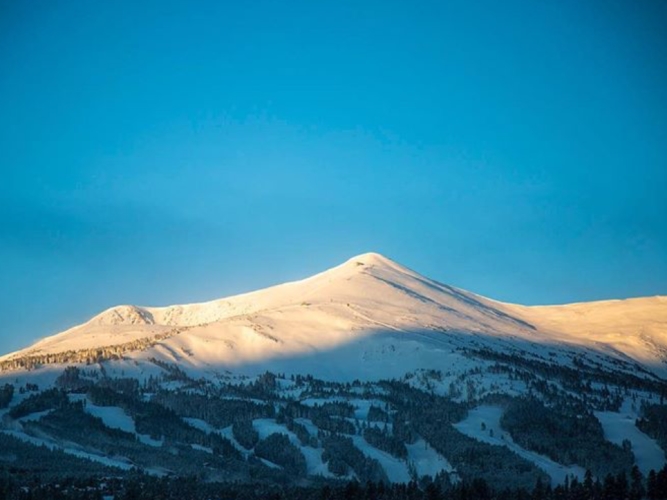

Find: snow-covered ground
<box><xmin>595</xmin><ymin>399</ymin><xmax>666</xmax><ymax>474</ymax></box>
<box><xmin>85</xmin><ymin>404</ymin><xmax>134</xmax><ymax>433</ymax></box>
<box><xmin>249</xmin><ymin>417</ymin><xmax>448</xmax><ymax>483</ymax></box>
<box><xmin>454</xmin><ymin>405</ymin><xmax>585</xmax><ymax>484</ymax></box>
<box><xmin>294</xmin><ymin>418</ymin><xmax>319</xmax><ymax>437</ymax></box>
<box><xmin>283</xmin><ymin>416</ymin><xmax>452</xmax><ymax>483</ymax></box>
<box><xmin>217</xmin><ymin>424</ymin><xmax>250</xmax><ymax>455</ymax></box>
<box><xmin>182</xmin><ymin>417</ymin><xmax>252</xmax><ymax>456</ymax></box>
<box><xmin>16</xmin><ymin>409</ymin><xmax>52</xmax><ymax>422</ymax></box>
<box><xmin>1</xmin><ymin>429</ymin><xmax>134</xmax><ymax>470</ymax></box>
<box><xmin>253</xmin><ymin>418</ymin><xmax>334</xmax><ymax>478</ymax></box>
<box><xmin>405</xmin><ymin>437</ymin><xmax>454</xmax><ymax>479</ymax></box>
<box><xmin>84</xmin><ymin>402</ymin><xmax>162</xmax><ymax>446</ymax></box>
<box><xmin>182</xmin><ymin>416</ymin><xmax>215</xmax><ymax>434</ymax></box>
<box><xmin>349</xmin><ymin>399</ymin><xmax>389</xmax><ymax>420</ymax></box>
<box><xmin>350</xmin><ymin>434</ymin><xmax>411</xmax><ymax>483</ymax></box>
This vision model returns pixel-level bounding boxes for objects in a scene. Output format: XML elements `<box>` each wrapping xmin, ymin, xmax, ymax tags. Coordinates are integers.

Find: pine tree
<box><xmin>583</xmin><ymin>469</ymin><xmax>594</xmax><ymax>500</ymax></box>
<box><xmin>647</xmin><ymin>470</ymin><xmax>659</xmax><ymax>500</ymax></box>
<box><xmin>603</xmin><ymin>474</ymin><xmax>616</xmax><ymax>500</ymax></box>
<box><xmin>629</xmin><ymin>465</ymin><xmax>644</xmax><ymax>500</ymax></box>
<box><xmin>615</xmin><ymin>471</ymin><xmax>628</xmax><ymax>500</ymax></box>
<box><xmin>656</xmin><ymin>464</ymin><xmax>667</xmax><ymax>500</ymax></box>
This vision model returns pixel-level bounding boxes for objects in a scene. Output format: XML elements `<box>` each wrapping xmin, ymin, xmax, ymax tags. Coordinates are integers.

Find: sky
<box><xmin>1</xmin><ymin>0</ymin><xmax>666</xmax><ymax>355</ymax></box>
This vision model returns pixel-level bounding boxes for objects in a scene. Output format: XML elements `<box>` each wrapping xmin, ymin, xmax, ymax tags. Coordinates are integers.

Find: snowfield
<box><xmin>252</xmin><ymin>418</ymin><xmax>334</xmax><ymax>478</ymax></box>
<box><xmin>454</xmin><ymin>405</ymin><xmax>586</xmax><ymax>484</ymax></box>
<box><xmin>594</xmin><ymin>398</ymin><xmax>666</xmax><ymax>474</ymax></box>
<box><xmin>84</xmin><ymin>402</ymin><xmax>162</xmax><ymax>447</ymax></box>
<box><xmin>405</xmin><ymin>438</ymin><xmax>455</xmax><ymax>479</ymax></box>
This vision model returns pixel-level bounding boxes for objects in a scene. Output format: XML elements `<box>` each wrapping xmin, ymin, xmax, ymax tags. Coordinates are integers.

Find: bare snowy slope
<box><xmin>1</xmin><ymin>252</ymin><xmax>666</xmax><ymax>380</ymax></box>
<box><xmin>505</xmin><ymin>296</ymin><xmax>667</xmax><ymax>372</ymax></box>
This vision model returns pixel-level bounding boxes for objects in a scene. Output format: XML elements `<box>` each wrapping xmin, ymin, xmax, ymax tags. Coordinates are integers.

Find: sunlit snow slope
<box><xmin>2</xmin><ymin>252</ymin><xmax>666</xmax><ymax>380</ymax></box>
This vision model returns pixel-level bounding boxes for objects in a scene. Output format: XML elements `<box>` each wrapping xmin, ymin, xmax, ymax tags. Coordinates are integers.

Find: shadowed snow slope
<box><xmin>1</xmin><ymin>252</ymin><xmax>666</xmax><ymax>379</ymax></box>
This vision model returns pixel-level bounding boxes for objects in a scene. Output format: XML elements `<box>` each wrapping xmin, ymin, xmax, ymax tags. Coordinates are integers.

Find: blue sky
<box><xmin>1</xmin><ymin>0</ymin><xmax>666</xmax><ymax>354</ymax></box>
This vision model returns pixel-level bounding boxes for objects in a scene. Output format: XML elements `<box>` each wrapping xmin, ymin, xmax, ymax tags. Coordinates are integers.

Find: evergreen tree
<box><xmin>629</xmin><ymin>465</ymin><xmax>644</xmax><ymax>500</ymax></box>
<box><xmin>583</xmin><ymin>469</ymin><xmax>594</xmax><ymax>500</ymax></box>
<box><xmin>647</xmin><ymin>470</ymin><xmax>659</xmax><ymax>500</ymax></box>
<box><xmin>615</xmin><ymin>471</ymin><xmax>628</xmax><ymax>500</ymax></box>
<box><xmin>656</xmin><ymin>464</ymin><xmax>667</xmax><ymax>500</ymax></box>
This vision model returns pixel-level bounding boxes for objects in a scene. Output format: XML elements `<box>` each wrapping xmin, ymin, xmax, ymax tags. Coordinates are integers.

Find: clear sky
<box><xmin>1</xmin><ymin>0</ymin><xmax>666</xmax><ymax>355</ymax></box>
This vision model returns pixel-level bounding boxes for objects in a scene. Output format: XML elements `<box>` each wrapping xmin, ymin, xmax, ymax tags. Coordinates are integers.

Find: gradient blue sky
<box><xmin>1</xmin><ymin>0</ymin><xmax>666</xmax><ymax>354</ymax></box>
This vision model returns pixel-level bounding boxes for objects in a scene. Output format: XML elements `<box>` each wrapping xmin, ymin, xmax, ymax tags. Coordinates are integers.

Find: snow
<box><xmin>218</xmin><ymin>425</ymin><xmax>251</xmax><ymax>454</ymax></box>
<box><xmin>190</xmin><ymin>443</ymin><xmax>213</xmax><ymax>454</ymax></box>
<box><xmin>454</xmin><ymin>405</ymin><xmax>585</xmax><ymax>484</ymax></box>
<box><xmin>291</xmin><ymin>417</ymin><xmax>451</xmax><ymax>483</ymax></box>
<box><xmin>350</xmin><ymin>434</ymin><xmax>411</xmax><ymax>483</ymax></box>
<box><xmin>595</xmin><ymin>400</ymin><xmax>666</xmax><ymax>474</ymax></box>
<box><xmin>182</xmin><ymin>417</ymin><xmax>214</xmax><ymax>434</ymax></box>
<box><xmin>63</xmin><ymin>449</ymin><xmax>135</xmax><ymax>470</ymax></box>
<box><xmin>252</xmin><ymin>418</ymin><xmax>292</xmax><ymax>441</ymax></box>
<box><xmin>349</xmin><ymin>398</ymin><xmax>388</xmax><ymax>420</ymax></box>
<box><xmin>406</xmin><ymin>437</ymin><xmax>454</xmax><ymax>478</ymax></box>
<box><xmin>300</xmin><ymin>397</ymin><xmax>347</xmax><ymax>407</ymax></box>
<box><xmin>16</xmin><ymin>409</ymin><xmax>52</xmax><ymax>422</ymax></box>
<box><xmin>1</xmin><ymin>430</ymin><xmax>134</xmax><ymax>470</ymax></box>
<box><xmin>252</xmin><ymin>418</ymin><xmax>334</xmax><ymax>477</ymax></box>
<box><xmin>259</xmin><ymin>457</ymin><xmax>282</xmax><ymax>469</ymax></box>
<box><xmin>3</xmin><ymin>252</ymin><xmax>666</xmax><ymax>384</ymax></box>
<box><xmin>504</xmin><ymin>296</ymin><xmax>667</xmax><ymax>377</ymax></box>
<box><xmin>85</xmin><ymin>404</ymin><xmax>135</xmax><ymax>434</ymax></box>
<box><xmin>294</xmin><ymin>418</ymin><xmax>319</xmax><ymax>437</ymax></box>
<box><xmin>84</xmin><ymin>402</ymin><xmax>162</xmax><ymax>447</ymax></box>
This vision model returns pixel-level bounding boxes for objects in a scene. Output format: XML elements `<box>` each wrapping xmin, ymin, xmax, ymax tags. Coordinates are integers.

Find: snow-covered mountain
<box><xmin>1</xmin><ymin>253</ymin><xmax>666</xmax><ymax>491</ymax></box>
<box><xmin>2</xmin><ymin>252</ymin><xmax>666</xmax><ymax>381</ymax></box>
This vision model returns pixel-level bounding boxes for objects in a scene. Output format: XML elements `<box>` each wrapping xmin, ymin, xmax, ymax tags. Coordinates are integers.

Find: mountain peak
<box><xmin>91</xmin><ymin>305</ymin><xmax>155</xmax><ymax>326</ymax></box>
<box><xmin>346</xmin><ymin>251</ymin><xmax>390</xmax><ymax>263</ymax></box>
<box><xmin>342</xmin><ymin>252</ymin><xmax>401</xmax><ymax>270</ymax></box>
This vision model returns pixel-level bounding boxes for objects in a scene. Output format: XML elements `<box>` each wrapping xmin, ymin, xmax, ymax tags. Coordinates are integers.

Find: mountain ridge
<box><xmin>1</xmin><ymin>252</ymin><xmax>666</xmax><ymax>380</ymax></box>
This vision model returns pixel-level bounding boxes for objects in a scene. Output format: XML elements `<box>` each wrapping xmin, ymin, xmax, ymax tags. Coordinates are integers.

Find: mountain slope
<box><xmin>505</xmin><ymin>296</ymin><xmax>667</xmax><ymax>370</ymax></box>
